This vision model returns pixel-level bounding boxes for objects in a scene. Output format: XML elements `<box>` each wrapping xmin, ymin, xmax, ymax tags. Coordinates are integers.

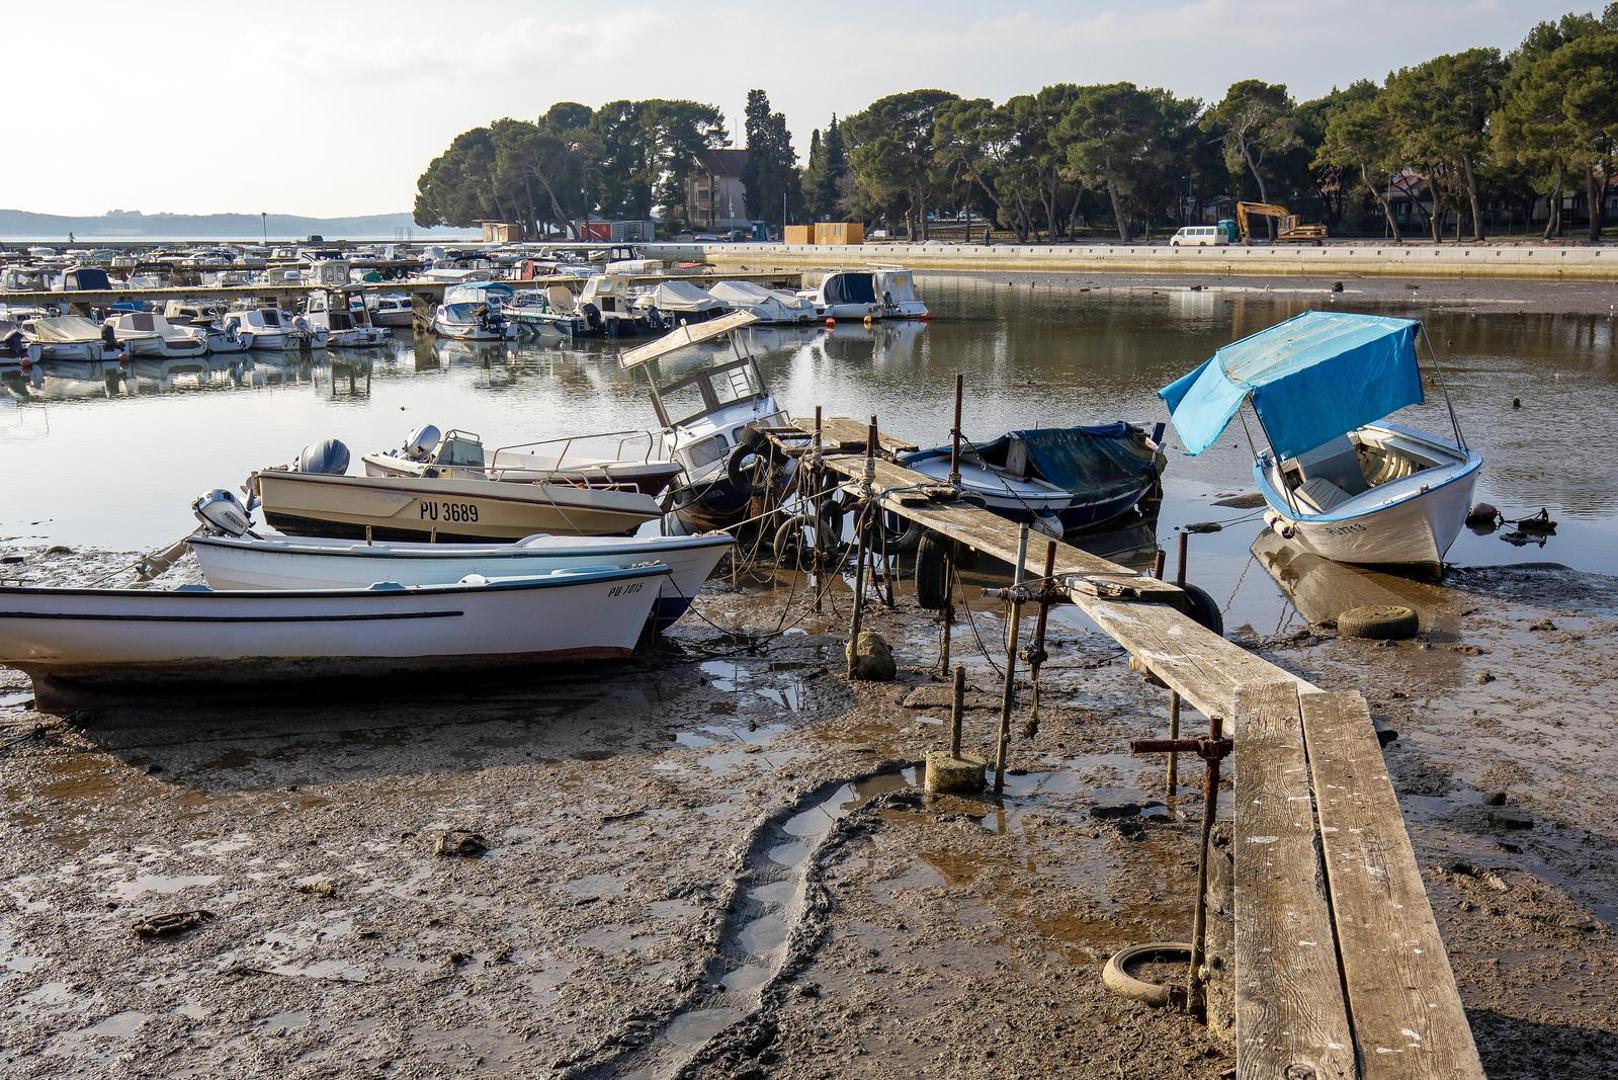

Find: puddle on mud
<box><xmin>599</xmin><ymin>767</ymin><xmax>919</xmax><ymax>1079</ymax></box>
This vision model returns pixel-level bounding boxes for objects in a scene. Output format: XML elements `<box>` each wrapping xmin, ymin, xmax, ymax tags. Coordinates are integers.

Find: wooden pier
<box><xmin>815</xmin><ymin>430</ymin><xmax>1483</xmax><ymax>1079</ymax></box>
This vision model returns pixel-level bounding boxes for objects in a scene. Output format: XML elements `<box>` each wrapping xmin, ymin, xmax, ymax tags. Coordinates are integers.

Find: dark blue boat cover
<box><xmin>907</xmin><ymin>423</ymin><xmax>1160</xmax><ymax>502</ymax></box>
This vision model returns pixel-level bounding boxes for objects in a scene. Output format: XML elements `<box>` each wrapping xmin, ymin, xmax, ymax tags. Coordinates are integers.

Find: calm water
<box><xmin>3</xmin><ymin>275</ymin><xmax>1614</xmax><ymax>631</ymax></box>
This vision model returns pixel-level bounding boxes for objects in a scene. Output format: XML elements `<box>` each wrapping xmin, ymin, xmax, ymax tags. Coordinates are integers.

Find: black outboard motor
<box><xmin>293</xmin><ymin>438</ymin><xmax>351</xmax><ymax>475</ymax></box>
<box><xmin>581</xmin><ymin>303</ymin><xmax>603</xmax><ymax>334</ymax></box>
<box><xmin>101</xmin><ymin>322</ymin><xmax>118</xmax><ymax>350</ymax></box>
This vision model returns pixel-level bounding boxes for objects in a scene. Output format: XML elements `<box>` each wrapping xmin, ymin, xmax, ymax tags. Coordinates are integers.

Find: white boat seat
<box><xmin>1294</xmin><ymin>476</ymin><xmax>1357</xmax><ymax>513</ymax></box>
<box><xmin>1291</xmin><ymin>435</ymin><xmax>1369</xmax><ymax>495</ymax></box>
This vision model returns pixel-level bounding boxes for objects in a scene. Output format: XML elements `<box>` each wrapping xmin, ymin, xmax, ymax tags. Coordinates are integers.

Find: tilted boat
<box><xmin>187</xmin><ymin>528</ymin><xmax>731</xmax><ymax>629</ymax></box>
<box><xmin>248</xmin><ymin>439</ymin><xmax>665</xmax><ymax>541</ymax></box>
<box><xmin>0</xmin><ymin>565</ymin><xmax>668</xmax><ymax>709</ymax></box>
<box><xmin>900</xmin><ymin>423</ymin><xmax>1166</xmax><ymax>535</ymax></box>
<box><xmin>1159</xmin><ymin>311</ymin><xmax>1482</xmax><ymax>574</ymax></box>
<box><xmin>362</xmin><ymin>425</ymin><xmax>683</xmax><ymax>496</ymax></box>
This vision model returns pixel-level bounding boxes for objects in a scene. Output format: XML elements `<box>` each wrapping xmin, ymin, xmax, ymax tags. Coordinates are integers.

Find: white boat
<box><xmin>800</xmin><ymin>269</ymin><xmax>928</xmax><ymax>320</ymax></box>
<box><xmin>18</xmin><ymin>316</ymin><xmax>122</xmax><ymax>362</ymax></box>
<box><xmin>362</xmin><ymin>426</ymin><xmax>683</xmax><ymax>496</ymax></box>
<box><xmin>305</xmin><ymin>293</ymin><xmax>389</xmax><ymax>348</ymax></box>
<box><xmin>708</xmin><ymin>280</ymin><xmax>817</xmax><ymax>324</ymax></box>
<box><xmin>633</xmin><ymin>280</ymin><xmax>730</xmax><ymax>327</ymax></box>
<box><xmin>225</xmin><ymin>307</ymin><xmax>327</xmax><ymax>351</ymax></box>
<box><xmin>505</xmin><ymin>286</ymin><xmax>588</xmax><ymax>337</ymax></box>
<box><xmin>159</xmin><ymin>303</ymin><xmax>251</xmax><ymax>354</ymax></box>
<box><xmin>187</xmin><ymin>529</ymin><xmax>730</xmax><ymax>629</ymax></box>
<box><xmin>104</xmin><ymin>311</ymin><xmax>210</xmax><ymax>358</ymax></box>
<box><xmin>1160</xmin><ymin>311</ymin><xmax>1482</xmax><ymax>574</ymax></box>
<box><xmin>619</xmin><ymin>311</ymin><xmax>792</xmax><ymax>532</ymax></box>
<box><xmin>577</xmin><ymin>274</ymin><xmax>651</xmax><ymax>336</ymax></box>
<box><xmin>0</xmin><ymin>565</ymin><xmax>668</xmax><ymax>710</ymax></box>
<box><xmin>431</xmin><ymin>285</ymin><xmax>518</xmax><ymax>341</ymax></box>
<box><xmin>370</xmin><ymin>294</ymin><xmax>415</xmax><ymax>328</ymax></box>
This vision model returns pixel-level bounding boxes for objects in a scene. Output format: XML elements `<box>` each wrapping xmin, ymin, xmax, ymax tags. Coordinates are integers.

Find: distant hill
<box><xmin>0</xmin><ymin>209</ymin><xmax>478</xmax><ymax>241</ymax></box>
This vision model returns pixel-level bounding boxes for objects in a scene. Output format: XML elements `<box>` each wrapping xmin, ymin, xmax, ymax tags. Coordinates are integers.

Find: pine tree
<box><xmin>813</xmin><ymin>116</ymin><xmax>848</xmax><ymax>220</ymax></box>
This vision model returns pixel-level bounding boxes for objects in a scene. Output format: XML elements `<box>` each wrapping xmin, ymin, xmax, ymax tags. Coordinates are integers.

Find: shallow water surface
<box><xmin>2</xmin><ymin>275</ymin><xmax>1613</xmax><ymax>631</ymax></box>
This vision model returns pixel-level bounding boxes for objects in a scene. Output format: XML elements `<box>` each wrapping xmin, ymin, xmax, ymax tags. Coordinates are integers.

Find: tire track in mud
<box><xmin>564</xmin><ymin>762</ymin><xmax>919</xmax><ymax>1080</ymax></box>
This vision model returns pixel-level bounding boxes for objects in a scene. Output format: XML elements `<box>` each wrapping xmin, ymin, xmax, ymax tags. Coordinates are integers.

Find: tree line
<box><xmin>414</xmin><ymin>5</ymin><xmax>1618</xmax><ymax>242</ymax></box>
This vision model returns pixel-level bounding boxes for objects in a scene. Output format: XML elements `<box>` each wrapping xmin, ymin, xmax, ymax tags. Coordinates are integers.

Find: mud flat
<box><xmin>1</xmin><ymin>546</ymin><xmax>1616</xmax><ymax>1077</ymax></box>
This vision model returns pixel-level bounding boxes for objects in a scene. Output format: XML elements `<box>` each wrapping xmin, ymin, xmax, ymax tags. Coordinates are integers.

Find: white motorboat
<box><xmin>708</xmin><ymin>280</ymin><xmax>817</xmax><ymax>324</ymax></box>
<box><xmin>186</xmin><ymin>513</ymin><xmax>730</xmax><ymax>629</ymax></box>
<box><xmin>304</xmin><ymin>297</ymin><xmax>389</xmax><ymax>348</ymax></box>
<box><xmin>0</xmin><ymin>564</ymin><xmax>668</xmax><ymax>710</ymax></box>
<box><xmin>370</xmin><ymin>294</ymin><xmax>415</xmax><ymax>328</ymax></box>
<box><xmin>431</xmin><ymin>285</ymin><xmax>517</xmax><ymax>341</ymax></box>
<box><xmin>633</xmin><ymin>280</ymin><xmax>730</xmax><ymax>328</ymax></box>
<box><xmin>104</xmin><ymin>311</ymin><xmax>210</xmax><ymax>359</ymax></box>
<box><xmin>619</xmin><ymin>311</ymin><xmax>793</xmax><ymax>532</ymax></box>
<box><xmin>577</xmin><ymin>274</ymin><xmax>652</xmax><ymax>336</ymax></box>
<box><xmin>504</xmin><ymin>286</ymin><xmax>588</xmax><ymax>338</ymax></box>
<box><xmin>226</xmin><ymin>307</ymin><xmax>327</xmax><ymax>351</ymax></box>
<box><xmin>160</xmin><ymin>302</ymin><xmax>249</xmax><ymax>353</ymax></box>
<box><xmin>362</xmin><ymin>425</ymin><xmax>683</xmax><ymax>496</ymax></box>
<box><xmin>1160</xmin><ymin>311</ymin><xmax>1482</xmax><ymax>575</ymax></box>
<box><xmin>799</xmin><ymin>269</ymin><xmax>929</xmax><ymax>320</ymax></box>
<box><xmin>18</xmin><ymin>316</ymin><xmax>123</xmax><ymax>363</ymax></box>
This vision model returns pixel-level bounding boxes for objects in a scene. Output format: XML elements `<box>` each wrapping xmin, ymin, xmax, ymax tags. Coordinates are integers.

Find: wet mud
<box><xmin>2</xmin><ymin>545</ymin><xmax>1617</xmax><ymax>1077</ymax></box>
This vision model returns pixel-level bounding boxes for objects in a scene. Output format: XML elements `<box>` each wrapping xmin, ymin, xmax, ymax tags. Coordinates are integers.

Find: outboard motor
<box><xmin>293</xmin><ymin>437</ymin><xmax>351</xmax><ymax>475</ymax></box>
<box><xmin>404</xmin><ymin>424</ymin><xmax>441</xmax><ymax>461</ymax></box>
<box><xmin>100</xmin><ymin>322</ymin><xmax>118</xmax><ymax>352</ymax></box>
<box><xmin>581</xmin><ymin>303</ymin><xmax>603</xmax><ymax>333</ymax></box>
<box><xmin>192</xmin><ymin>488</ymin><xmax>253</xmax><ymax>537</ymax></box>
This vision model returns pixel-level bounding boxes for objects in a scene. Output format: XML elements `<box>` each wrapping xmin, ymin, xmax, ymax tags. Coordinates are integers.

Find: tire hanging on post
<box><xmin>915</xmin><ymin>531</ymin><xmax>955</xmax><ymax>611</ymax></box>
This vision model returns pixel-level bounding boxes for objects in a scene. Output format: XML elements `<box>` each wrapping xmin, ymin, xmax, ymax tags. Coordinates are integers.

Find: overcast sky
<box><xmin>11</xmin><ymin>0</ymin><xmax>1597</xmax><ymax>217</ymax></box>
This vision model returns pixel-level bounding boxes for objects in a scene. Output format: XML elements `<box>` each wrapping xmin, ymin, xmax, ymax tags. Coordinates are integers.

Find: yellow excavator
<box><xmin>1235</xmin><ymin>202</ymin><xmax>1327</xmax><ymax>245</ymax></box>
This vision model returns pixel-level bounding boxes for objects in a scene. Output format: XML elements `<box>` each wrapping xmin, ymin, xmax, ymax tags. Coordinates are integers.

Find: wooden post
<box><xmin>993</xmin><ymin>524</ymin><xmax>1031</xmax><ymax>793</ymax></box>
<box><xmin>948</xmin><ymin>373</ymin><xmax>963</xmax><ymax>487</ymax></box>
<box><xmin>846</xmin><ymin>418</ymin><xmax>877</xmax><ymax>678</ymax></box>
<box><xmin>1027</xmin><ymin>540</ymin><xmax>1057</xmax><ymax>728</ymax></box>
<box><xmin>1168</xmin><ymin>529</ymin><xmax>1188</xmax><ymax>793</ymax></box>
<box><xmin>950</xmin><ymin>664</ymin><xmax>965</xmax><ymax>757</ymax></box>
<box><xmin>811</xmin><ymin>406</ymin><xmax>824</xmax><ymax>614</ymax></box>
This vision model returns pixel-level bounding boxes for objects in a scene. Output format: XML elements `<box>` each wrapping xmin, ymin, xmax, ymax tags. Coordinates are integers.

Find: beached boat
<box><xmin>620</xmin><ymin>311</ymin><xmax>793</xmax><ymax>532</ymax></box>
<box><xmin>362</xmin><ymin>426</ymin><xmax>682</xmax><ymax>496</ymax></box>
<box><xmin>249</xmin><ymin>454</ymin><xmax>665</xmax><ymax>542</ymax></box>
<box><xmin>0</xmin><ymin>565</ymin><xmax>668</xmax><ymax>708</ymax></box>
<box><xmin>187</xmin><ymin>530</ymin><xmax>730</xmax><ymax>628</ymax></box>
<box><xmin>708</xmin><ymin>280</ymin><xmax>818</xmax><ymax>324</ymax></box>
<box><xmin>104</xmin><ymin>311</ymin><xmax>210</xmax><ymax>359</ymax></box>
<box><xmin>1159</xmin><ymin>311</ymin><xmax>1482</xmax><ymax>573</ymax></box>
<box><xmin>900</xmin><ymin>424</ymin><xmax>1166</xmax><ymax>535</ymax></box>
<box><xmin>800</xmin><ymin>269</ymin><xmax>928</xmax><ymax>320</ymax></box>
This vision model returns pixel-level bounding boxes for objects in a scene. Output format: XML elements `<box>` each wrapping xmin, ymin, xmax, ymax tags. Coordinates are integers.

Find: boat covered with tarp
<box><xmin>902</xmin><ymin>423</ymin><xmax>1165</xmax><ymax>534</ymax></box>
<box><xmin>1158</xmin><ymin>310</ymin><xmax>1481</xmax><ymax>573</ymax></box>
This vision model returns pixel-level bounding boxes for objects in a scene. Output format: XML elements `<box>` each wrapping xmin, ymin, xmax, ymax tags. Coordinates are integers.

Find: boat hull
<box><xmin>251</xmin><ymin>470</ymin><xmax>663</xmax><ymax>541</ymax></box>
<box><xmin>189</xmin><ymin>532</ymin><xmax>732</xmax><ymax>628</ymax></box>
<box><xmin>362</xmin><ymin>453</ymin><xmax>682</xmax><ymax>497</ymax></box>
<box><xmin>0</xmin><ymin>567</ymin><xmax>665</xmax><ymax>708</ymax></box>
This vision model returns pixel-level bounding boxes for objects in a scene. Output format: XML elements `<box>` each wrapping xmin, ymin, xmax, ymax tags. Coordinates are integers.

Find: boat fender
<box><xmin>1176</xmin><ymin>582</ymin><xmax>1225</xmax><ymax>637</ymax></box>
<box><xmin>293</xmin><ymin>438</ymin><xmax>351</xmax><ymax>475</ymax></box>
<box><xmin>725</xmin><ymin>441</ymin><xmax>768</xmax><ymax>496</ymax></box>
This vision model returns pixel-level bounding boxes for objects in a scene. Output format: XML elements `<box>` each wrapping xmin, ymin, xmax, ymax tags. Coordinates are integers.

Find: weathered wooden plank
<box><xmin>1301</xmin><ymin>691</ymin><xmax>1485</xmax><ymax>1080</ymax></box>
<box><xmin>1085</xmin><ymin>600</ymin><xmax>1320</xmax><ymax>726</ymax></box>
<box><xmin>822</xmin><ymin>455</ymin><xmax>1180</xmax><ymax>597</ymax></box>
<box><xmin>793</xmin><ymin>417</ymin><xmax>919</xmax><ymax>456</ymax></box>
<box><xmin>1233</xmin><ymin>683</ymin><xmax>1355</xmax><ymax>1080</ymax></box>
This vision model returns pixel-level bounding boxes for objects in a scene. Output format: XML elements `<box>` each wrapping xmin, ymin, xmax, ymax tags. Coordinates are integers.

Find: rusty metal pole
<box><xmin>948</xmin><ymin>373</ymin><xmax>963</xmax><ymax>487</ymax></box>
<box><xmin>950</xmin><ymin>664</ymin><xmax>965</xmax><ymax>758</ymax></box>
<box><xmin>811</xmin><ymin>405</ymin><xmax>824</xmax><ymax>613</ymax></box>
<box><xmin>1187</xmin><ymin>714</ymin><xmax>1225</xmax><ymax>1013</ymax></box>
<box><xmin>1168</xmin><ymin>529</ymin><xmax>1189</xmax><ymax>794</ymax></box>
<box><xmin>993</xmin><ymin>524</ymin><xmax>1031</xmax><ymax>794</ymax></box>
<box><xmin>1026</xmin><ymin>540</ymin><xmax>1058</xmax><ymax>732</ymax></box>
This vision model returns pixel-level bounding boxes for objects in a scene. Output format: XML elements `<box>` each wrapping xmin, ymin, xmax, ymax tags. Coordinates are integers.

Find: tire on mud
<box><xmin>914</xmin><ymin>531</ymin><xmax>954</xmax><ymax>611</ymax></box>
<box><xmin>1178</xmin><ymin>582</ymin><xmax>1225</xmax><ymax>638</ymax></box>
<box><xmin>1337</xmin><ymin>603</ymin><xmax>1419</xmax><ymax>640</ymax></box>
<box><xmin>1102</xmin><ymin>942</ymin><xmax>1193</xmax><ymax>1008</ymax></box>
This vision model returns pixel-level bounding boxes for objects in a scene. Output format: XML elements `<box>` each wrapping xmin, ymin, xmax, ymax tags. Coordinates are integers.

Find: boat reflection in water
<box><xmin>27</xmin><ymin>359</ymin><xmax>124</xmax><ymax>400</ymax></box>
<box><xmin>125</xmin><ymin>356</ymin><xmax>243</xmax><ymax>395</ymax></box>
<box><xmin>315</xmin><ymin>355</ymin><xmax>374</xmax><ymax>398</ymax></box>
<box><xmin>1251</xmin><ymin>529</ymin><xmax>1454</xmax><ymax>632</ymax></box>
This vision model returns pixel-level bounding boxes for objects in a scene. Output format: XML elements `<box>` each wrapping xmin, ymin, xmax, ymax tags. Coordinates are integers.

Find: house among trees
<box><xmin>477</xmin><ymin>221</ymin><xmax>523</xmax><ymax>243</ymax></box>
<box><xmin>686</xmin><ymin>149</ymin><xmax>751</xmax><ymax>232</ymax></box>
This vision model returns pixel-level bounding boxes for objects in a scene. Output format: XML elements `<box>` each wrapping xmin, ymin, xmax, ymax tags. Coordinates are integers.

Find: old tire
<box><xmin>1338</xmin><ymin>604</ymin><xmax>1419</xmax><ymax>640</ymax></box>
<box><xmin>914</xmin><ymin>532</ymin><xmax>954</xmax><ymax>611</ymax></box>
<box><xmin>1179</xmin><ymin>582</ymin><xmax>1224</xmax><ymax>637</ymax></box>
<box><xmin>1102</xmin><ymin>942</ymin><xmax>1192</xmax><ymax>1008</ymax></box>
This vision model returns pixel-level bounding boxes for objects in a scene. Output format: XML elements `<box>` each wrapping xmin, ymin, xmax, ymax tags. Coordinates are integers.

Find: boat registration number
<box><xmin>419</xmin><ymin>501</ymin><xmax>480</xmax><ymax>523</ymax></box>
<box><xmin>608</xmin><ymin>582</ymin><xmax>645</xmax><ymax>598</ymax></box>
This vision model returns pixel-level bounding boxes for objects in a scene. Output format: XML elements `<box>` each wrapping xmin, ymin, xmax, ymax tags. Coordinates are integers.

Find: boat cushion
<box><xmin>1294</xmin><ymin>476</ymin><xmax>1357</xmax><ymax>513</ymax></box>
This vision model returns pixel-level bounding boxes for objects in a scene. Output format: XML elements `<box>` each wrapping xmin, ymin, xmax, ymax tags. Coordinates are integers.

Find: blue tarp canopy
<box><xmin>1157</xmin><ymin>311</ymin><xmax>1423</xmax><ymax>459</ymax></box>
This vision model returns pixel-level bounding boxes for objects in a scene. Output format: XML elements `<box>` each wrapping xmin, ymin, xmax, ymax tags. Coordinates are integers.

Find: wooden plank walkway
<box><xmin>815</xmin><ymin>426</ymin><xmax>1483</xmax><ymax>1079</ymax></box>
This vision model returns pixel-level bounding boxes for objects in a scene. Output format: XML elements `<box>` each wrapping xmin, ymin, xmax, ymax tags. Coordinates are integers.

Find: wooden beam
<box><xmin>1233</xmin><ymin>683</ymin><xmax>1355</xmax><ymax>1080</ymax></box>
<box><xmin>1300</xmin><ymin>691</ymin><xmax>1485</xmax><ymax>1079</ymax></box>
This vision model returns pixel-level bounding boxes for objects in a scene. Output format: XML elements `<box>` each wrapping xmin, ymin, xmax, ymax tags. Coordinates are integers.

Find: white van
<box><xmin>1170</xmin><ymin>226</ymin><xmax>1228</xmax><ymax>248</ymax></box>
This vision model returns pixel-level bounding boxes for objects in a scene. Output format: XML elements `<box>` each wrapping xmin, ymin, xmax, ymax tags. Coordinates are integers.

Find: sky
<box><xmin>8</xmin><ymin>0</ymin><xmax>1600</xmax><ymax>218</ymax></box>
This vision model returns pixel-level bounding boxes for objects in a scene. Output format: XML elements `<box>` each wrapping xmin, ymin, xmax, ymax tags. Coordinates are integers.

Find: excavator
<box><xmin>1235</xmin><ymin>202</ymin><xmax>1327</xmax><ymax>245</ymax></box>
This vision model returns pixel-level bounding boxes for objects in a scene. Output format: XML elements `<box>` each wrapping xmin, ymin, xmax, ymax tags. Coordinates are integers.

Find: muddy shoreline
<box><xmin>2</xmin><ymin>546</ymin><xmax>1617</xmax><ymax>1078</ymax></box>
